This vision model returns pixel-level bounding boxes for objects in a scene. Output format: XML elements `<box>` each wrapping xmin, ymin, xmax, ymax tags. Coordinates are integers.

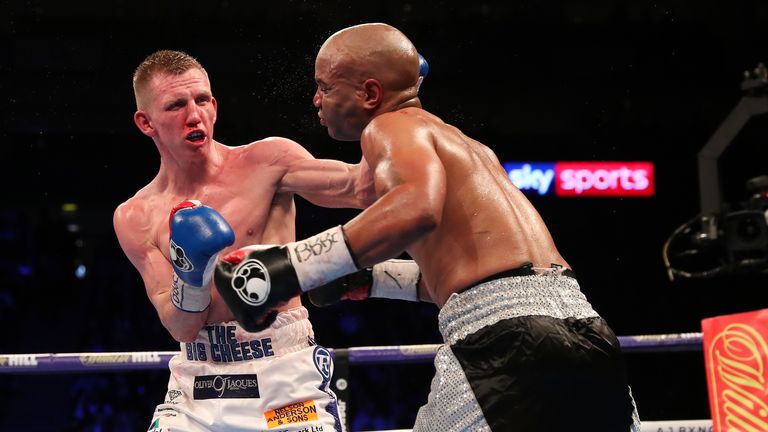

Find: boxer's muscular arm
<box><xmin>281</xmin><ymin>156</ymin><xmax>377</xmax><ymax>209</ymax></box>
<box><xmin>262</xmin><ymin>137</ymin><xmax>376</xmax><ymax>209</ymax></box>
<box><xmin>113</xmin><ymin>202</ymin><xmax>208</xmax><ymax>342</ymax></box>
<box><xmin>344</xmin><ymin>114</ymin><xmax>447</xmax><ymax>267</ymax></box>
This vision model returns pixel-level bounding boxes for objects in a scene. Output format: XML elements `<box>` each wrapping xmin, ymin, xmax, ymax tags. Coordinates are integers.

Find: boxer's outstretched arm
<box><xmin>280</xmin><ymin>156</ymin><xmax>377</xmax><ymax>209</ymax></box>
<box><xmin>114</xmin><ymin>203</ymin><xmax>209</xmax><ymax>342</ymax></box>
<box><xmin>256</xmin><ymin>136</ymin><xmax>375</xmax><ymax>209</ymax></box>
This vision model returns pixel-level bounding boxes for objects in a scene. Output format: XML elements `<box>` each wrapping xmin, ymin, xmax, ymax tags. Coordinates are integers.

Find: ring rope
<box><xmin>0</xmin><ymin>332</ymin><xmax>703</xmax><ymax>374</ymax></box>
<box><xmin>362</xmin><ymin>420</ymin><xmax>715</xmax><ymax>432</ymax></box>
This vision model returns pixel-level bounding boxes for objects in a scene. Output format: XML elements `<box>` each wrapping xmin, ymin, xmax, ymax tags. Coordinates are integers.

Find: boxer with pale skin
<box><xmin>216</xmin><ymin>24</ymin><xmax>642</xmax><ymax>431</ymax></box>
<box><xmin>113</xmin><ymin>50</ymin><xmax>374</xmax><ymax>431</ymax></box>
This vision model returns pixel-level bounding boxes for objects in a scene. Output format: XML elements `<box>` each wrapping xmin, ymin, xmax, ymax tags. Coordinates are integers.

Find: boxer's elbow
<box><xmin>168</xmin><ymin>326</ymin><xmax>200</xmax><ymax>343</ymax></box>
<box><xmin>159</xmin><ymin>307</ymin><xmax>204</xmax><ymax>343</ymax></box>
<box><xmin>357</xmin><ymin>189</ymin><xmax>378</xmax><ymax>208</ymax></box>
<box><xmin>354</xmin><ymin>177</ymin><xmax>378</xmax><ymax>209</ymax></box>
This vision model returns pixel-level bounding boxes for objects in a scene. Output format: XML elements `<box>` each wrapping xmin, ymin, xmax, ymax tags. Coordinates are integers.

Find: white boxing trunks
<box><xmin>147</xmin><ymin>307</ymin><xmax>344</xmax><ymax>432</ymax></box>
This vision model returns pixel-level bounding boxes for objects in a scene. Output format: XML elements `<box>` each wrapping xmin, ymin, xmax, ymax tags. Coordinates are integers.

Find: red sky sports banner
<box><xmin>503</xmin><ymin>161</ymin><xmax>655</xmax><ymax>197</ymax></box>
<box><xmin>701</xmin><ymin>309</ymin><xmax>768</xmax><ymax>432</ymax></box>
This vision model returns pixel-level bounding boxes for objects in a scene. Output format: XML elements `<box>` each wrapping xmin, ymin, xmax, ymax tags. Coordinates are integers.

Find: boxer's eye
<box><xmin>166</xmin><ymin>100</ymin><xmax>186</xmax><ymax>111</ymax></box>
<box><xmin>316</xmin><ymin>82</ymin><xmax>332</xmax><ymax>93</ymax></box>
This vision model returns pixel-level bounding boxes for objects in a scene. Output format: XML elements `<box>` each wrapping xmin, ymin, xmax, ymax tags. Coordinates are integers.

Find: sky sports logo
<box><xmin>504</xmin><ymin>161</ymin><xmax>655</xmax><ymax>197</ymax></box>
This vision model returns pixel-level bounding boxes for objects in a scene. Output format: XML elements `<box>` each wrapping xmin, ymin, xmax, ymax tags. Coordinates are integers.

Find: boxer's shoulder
<box><xmin>114</xmin><ymin>187</ymin><xmax>177</xmax><ymax>253</ymax></box>
<box><xmin>114</xmin><ymin>193</ymin><xmax>152</xmax><ymax>231</ymax></box>
<box><xmin>239</xmin><ymin>137</ymin><xmax>311</xmax><ymax>161</ymax></box>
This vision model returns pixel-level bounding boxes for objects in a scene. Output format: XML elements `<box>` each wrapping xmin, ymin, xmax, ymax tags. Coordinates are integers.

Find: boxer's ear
<box><xmin>361</xmin><ymin>79</ymin><xmax>382</xmax><ymax>110</ymax></box>
<box><xmin>134</xmin><ymin>110</ymin><xmax>156</xmax><ymax>136</ymax></box>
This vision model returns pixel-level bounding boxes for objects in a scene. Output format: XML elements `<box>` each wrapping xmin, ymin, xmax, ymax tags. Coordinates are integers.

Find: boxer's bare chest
<box><xmin>150</xmin><ymin>168</ymin><xmax>288</xmax><ymax>259</ymax></box>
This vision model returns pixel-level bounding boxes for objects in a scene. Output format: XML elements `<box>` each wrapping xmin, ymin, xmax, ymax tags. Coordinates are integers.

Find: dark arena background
<box><xmin>2</xmin><ymin>1</ymin><xmax>768</xmax><ymax>430</ymax></box>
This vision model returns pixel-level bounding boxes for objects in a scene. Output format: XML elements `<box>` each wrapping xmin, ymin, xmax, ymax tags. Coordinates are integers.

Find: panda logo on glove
<box><xmin>230</xmin><ymin>259</ymin><xmax>270</xmax><ymax>306</ymax></box>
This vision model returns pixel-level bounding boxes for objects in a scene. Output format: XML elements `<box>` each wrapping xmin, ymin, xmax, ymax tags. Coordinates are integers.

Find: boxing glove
<box><xmin>308</xmin><ymin>259</ymin><xmax>421</xmax><ymax>307</ymax></box>
<box><xmin>169</xmin><ymin>200</ymin><xmax>235</xmax><ymax>312</ymax></box>
<box><xmin>214</xmin><ymin>225</ymin><xmax>358</xmax><ymax>332</ymax></box>
<box><xmin>417</xmin><ymin>53</ymin><xmax>429</xmax><ymax>91</ymax></box>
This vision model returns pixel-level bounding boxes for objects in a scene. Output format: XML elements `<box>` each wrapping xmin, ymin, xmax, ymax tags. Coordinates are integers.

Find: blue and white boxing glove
<box><xmin>416</xmin><ymin>53</ymin><xmax>429</xmax><ymax>92</ymax></box>
<box><xmin>214</xmin><ymin>225</ymin><xmax>358</xmax><ymax>332</ymax></box>
<box><xmin>169</xmin><ymin>200</ymin><xmax>235</xmax><ymax>312</ymax></box>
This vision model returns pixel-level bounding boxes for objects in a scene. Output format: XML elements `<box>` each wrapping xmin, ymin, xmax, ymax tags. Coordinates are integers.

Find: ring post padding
<box><xmin>331</xmin><ymin>348</ymin><xmax>350</xmax><ymax>431</ymax></box>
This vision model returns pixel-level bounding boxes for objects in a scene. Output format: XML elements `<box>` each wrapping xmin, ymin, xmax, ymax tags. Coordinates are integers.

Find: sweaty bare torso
<box><xmin>129</xmin><ymin>140</ymin><xmax>303</xmax><ymax>323</ymax></box>
<box><xmin>392</xmin><ymin>108</ymin><xmax>569</xmax><ymax>307</ymax></box>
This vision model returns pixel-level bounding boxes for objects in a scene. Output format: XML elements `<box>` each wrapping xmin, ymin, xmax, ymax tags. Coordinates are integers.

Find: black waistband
<box><xmin>467</xmin><ymin>262</ymin><xmax>576</xmax><ymax>291</ymax></box>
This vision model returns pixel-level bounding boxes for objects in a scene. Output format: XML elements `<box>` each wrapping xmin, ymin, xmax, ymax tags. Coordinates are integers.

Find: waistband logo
<box><xmin>193</xmin><ymin>374</ymin><xmax>260</xmax><ymax>400</ymax></box>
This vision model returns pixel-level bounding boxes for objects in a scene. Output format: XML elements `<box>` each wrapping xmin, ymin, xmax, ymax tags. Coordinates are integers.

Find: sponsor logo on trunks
<box><xmin>146</xmin><ymin>416</ymin><xmax>175</xmax><ymax>432</ymax></box>
<box><xmin>193</xmin><ymin>374</ymin><xmax>260</xmax><ymax>399</ymax></box>
<box><xmin>230</xmin><ymin>259</ymin><xmax>271</xmax><ymax>306</ymax></box>
<box><xmin>504</xmin><ymin>161</ymin><xmax>655</xmax><ymax>197</ymax></box>
<box><xmin>154</xmin><ymin>407</ymin><xmax>177</xmax><ymax>418</ymax></box>
<box><xmin>0</xmin><ymin>354</ymin><xmax>38</xmax><ymax>367</ymax></box>
<box><xmin>169</xmin><ymin>239</ymin><xmax>193</xmax><ymax>272</ymax></box>
<box><xmin>147</xmin><ymin>418</ymin><xmax>164</xmax><ymax>432</ymax></box>
<box><xmin>165</xmin><ymin>389</ymin><xmax>182</xmax><ymax>403</ymax></box>
<box><xmin>313</xmin><ymin>346</ymin><xmax>332</xmax><ymax>380</ymax></box>
<box><xmin>265</xmin><ymin>400</ymin><xmax>319</xmax><ymax>429</ymax></box>
<box><xmin>186</xmin><ymin>325</ymin><xmax>275</xmax><ymax>362</ymax></box>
